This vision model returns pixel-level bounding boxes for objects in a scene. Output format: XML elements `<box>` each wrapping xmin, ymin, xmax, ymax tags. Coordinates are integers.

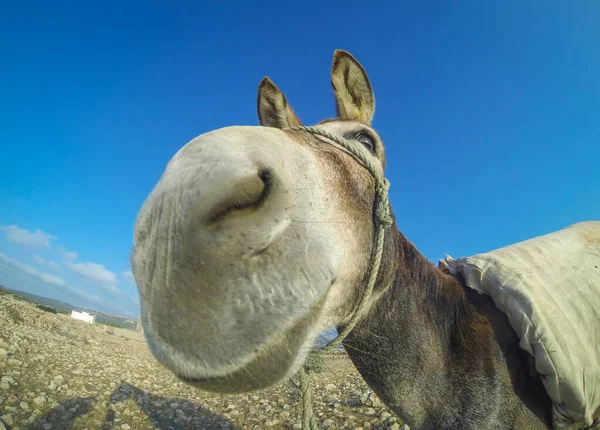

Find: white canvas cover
<box><xmin>440</xmin><ymin>222</ymin><xmax>600</xmax><ymax>428</ymax></box>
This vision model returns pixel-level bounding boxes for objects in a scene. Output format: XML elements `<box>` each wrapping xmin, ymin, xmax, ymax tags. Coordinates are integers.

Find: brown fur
<box><xmin>342</xmin><ymin>225</ymin><xmax>553</xmax><ymax>429</ymax></box>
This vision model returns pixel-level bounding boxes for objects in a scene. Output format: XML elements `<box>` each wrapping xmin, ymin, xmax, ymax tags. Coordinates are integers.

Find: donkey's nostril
<box><xmin>258</xmin><ymin>168</ymin><xmax>272</xmax><ymax>186</ymax></box>
<box><xmin>258</xmin><ymin>167</ymin><xmax>273</xmax><ymax>195</ymax></box>
<box><xmin>207</xmin><ymin>167</ymin><xmax>274</xmax><ymax>224</ymax></box>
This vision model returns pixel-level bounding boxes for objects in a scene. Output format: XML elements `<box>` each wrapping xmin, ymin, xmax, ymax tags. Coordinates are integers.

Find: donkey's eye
<box><xmin>356</xmin><ymin>132</ymin><xmax>375</xmax><ymax>152</ymax></box>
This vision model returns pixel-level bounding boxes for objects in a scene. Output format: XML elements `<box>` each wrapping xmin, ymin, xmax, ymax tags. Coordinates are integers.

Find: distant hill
<box><xmin>0</xmin><ymin>285</ymin><xmax>342</xmax><ymax>341</ymax></box>
<box><xmin>0</xmin><ymin>285</ymin><xmax>137</xmax><ymax>330</ymax></box>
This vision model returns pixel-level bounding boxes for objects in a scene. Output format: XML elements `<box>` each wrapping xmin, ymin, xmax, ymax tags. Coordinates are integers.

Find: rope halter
<box><xmin>285</xmin><ymin>125</ymin><xmax>393</xmax><ymax>430</ymax></box>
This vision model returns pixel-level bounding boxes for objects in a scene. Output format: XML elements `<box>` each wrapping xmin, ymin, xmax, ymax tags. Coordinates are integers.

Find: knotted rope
<box><xmin>286</xmin><ymin>126</ymin><xmax>393</xmax><ymax>429</ymax></box>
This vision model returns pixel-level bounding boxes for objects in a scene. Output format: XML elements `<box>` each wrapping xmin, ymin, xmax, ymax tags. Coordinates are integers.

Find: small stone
<box><xmin>365</xmin><ymin>408</ymin><xmax>376</xmax><ymax>416</ymax></box>
<box><xmin>42</xmin><ymin>423</ymin><xmax>52</xmax><ymax>430</ymax></box>
<box><xmin>400</xmin><ymin>425</ymin><xmax>410</xmax><ymax>430</ymax></box>
<box><xmin>53</xmin><ymin>375</ymin><xmax>64</xmax><ymax>384</ymax></box>
<box><xmin>0</xmin><ymin>413</ymin><xmax>14</xmax><ymax>426</ymax></box>
<box><xmin>121</xmin><ymin>424</ymin><xmax>130</xmax><ymax>429</ymax></box>
<box><xmin>381</xmin><ymin>411</ymin><xmax>392</xmax><ymax>420</ymax></box>
<box><xmin>20</xmin><ymin>401</ymin><xmax>30</xmax><ymax>410</ymax></box>
<box><xmin>322</xmin><ymin>418</ymin><xmax>335</xmax><ymax>427</ymax></box>
<box><xmin>169</xmin><ymin>402</ymin><xmax>179</xmax><ymax>409</ymax></box>
<box><xmin>33</xmin><ymin>396</ymin><xmax>46</xmax><ymax>406</ymax></box>
<box><xmin>368</xmin><ymin>392</ymin><xmax>384</xmax><ymax>408</ymax></box>
<box><xmin>0</xmin><ymin>383</ymin><xmax>9</xmax><ymax>391</ymax></box>
<box><xmin>7</xmin><ymin>359</ymin><xmax>22</xmax><ymax>367</ymax></box>
<box><xmin>48</xmin><ymin>382</ymin><xmax>57</xmax><ymax>390</ymax></box>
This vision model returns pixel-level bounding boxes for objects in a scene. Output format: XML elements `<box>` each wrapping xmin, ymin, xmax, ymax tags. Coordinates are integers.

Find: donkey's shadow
<box><xmin>20</xmin><ymin>397</ymin><xmax>96</xmax><ymax>430</ymax></box>
<box><xmin>20</xmin><ymin>382</ymin><xmax>236</xmax><ymax>430</ymax></box>
<box><xmin>103</xmin><ymin>381</ymin><xmax>235</xmax><ymax>429</ymax></box>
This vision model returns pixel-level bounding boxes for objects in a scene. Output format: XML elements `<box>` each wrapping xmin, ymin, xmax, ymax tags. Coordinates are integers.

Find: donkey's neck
<box><xmin>342</xmin><ymin>227</ymin><xmax>551</xmax><ymax>429</ymax></box>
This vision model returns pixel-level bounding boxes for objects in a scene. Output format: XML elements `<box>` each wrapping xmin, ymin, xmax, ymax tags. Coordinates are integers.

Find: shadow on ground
<box><xmin>19</xmin><ymin>397</ymin><xmax>96</xmax><ymax>430</ymax></box>
<box><xmin>17</xmin><ymin>382</ymin><xmax>235</xmax><ymax>430</ymax></box>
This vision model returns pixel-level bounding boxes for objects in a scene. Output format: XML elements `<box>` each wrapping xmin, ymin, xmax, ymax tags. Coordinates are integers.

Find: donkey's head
<box><xmin>131</xmin><ymin>50</ymin><xmax>395</xmax><ymax>393</ymax></box>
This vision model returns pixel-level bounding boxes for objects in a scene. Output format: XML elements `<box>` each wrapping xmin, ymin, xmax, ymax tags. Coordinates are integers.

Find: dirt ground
<box><xmin>0</xmin><ymin>293</ymin><xmax>406</xmax><ymax>430</ymax></box>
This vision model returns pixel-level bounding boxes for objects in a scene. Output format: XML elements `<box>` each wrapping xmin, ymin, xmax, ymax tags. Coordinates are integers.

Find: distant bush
<box><xmin>11</xmin><ymin>295</ymin><xmax>35</xmax><ymax>304</ymax></box>
<box><xmin>104</xmin><ymin>322</ymin><xmax>124</xmax><ymax>329</ymax></box>
<box><xmin>37</xmin><ymin>304</ymin><xmax>58</xmax><ymax>314</ymax></box>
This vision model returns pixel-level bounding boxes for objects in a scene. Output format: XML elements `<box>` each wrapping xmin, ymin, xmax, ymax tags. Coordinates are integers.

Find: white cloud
<box><xmin>64</xmin><ymin>261</ymin><xmax>118</xmax><ymax>293</ymax></box>
<box><xmin>39</xmin><ymin>272</ymin><xmax>67</xmax><ymax>288</ymax></box>
<box><xmin>3</xmin><ymin>225</ymin><xmax>56</xmax><ymax>248</ymax></box>
<box><xmin>120</xmin><ymin>270</ymin><xmax>135</xmax><ymax>285</ymax></box>
<box><xmin>56</xmin><ymin>246</ymin><xmax>78</xmax><ymax>261</ymax></box>
<box><xmin>1</xmin><ymin>253</ymin><xmax>42</xmax><ymax>279</ymax></box>
<box><xmin>33</xmin><ymin>255</ymin><xmax>60</xmax><ymax>271</ymax></box>
<box><xmin>0</xmin><ymin>253</ymin><xmax>101</xmax><ymax>304</ymax></box>
<box><xmin>0</xmin><ymin>224</ymin><xmax>137</xmax><ymax>316</ymax></box>
<box><xmin>1</xmin><ymin>224</ymin><xmax>77</xmax><ymax>261</ymax></box>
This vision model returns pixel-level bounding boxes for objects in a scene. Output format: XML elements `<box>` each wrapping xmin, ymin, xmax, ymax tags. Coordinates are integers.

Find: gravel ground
<box><xmin>0</xmin><ymin>293</ymin><xmax>407</xmax><ymax>430</ymax></box>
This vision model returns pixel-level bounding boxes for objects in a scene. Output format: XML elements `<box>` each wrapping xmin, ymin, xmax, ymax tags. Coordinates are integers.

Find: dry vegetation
<box><xmin>0</xmin><ymin>293</ymin><xmax>407</xmax><ymax>430</ymax></box>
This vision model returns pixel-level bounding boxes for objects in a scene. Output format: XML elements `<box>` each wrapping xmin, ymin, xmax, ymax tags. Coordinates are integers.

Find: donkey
<box><xmin>131</xmin><ymin>50</ymin><xmax>597</xmax><ymax>429</ymax></box>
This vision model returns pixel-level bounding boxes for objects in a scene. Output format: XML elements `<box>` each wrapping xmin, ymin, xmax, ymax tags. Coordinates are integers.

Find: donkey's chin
<box><xmin>143</xmin><ymin>295</ymin><xmax>325</xmax><ymax>394</ymax></box>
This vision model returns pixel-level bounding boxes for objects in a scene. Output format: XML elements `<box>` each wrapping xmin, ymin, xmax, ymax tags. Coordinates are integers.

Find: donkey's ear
<box><xmin>257</xmin><ymin>77</ymin><xmax>303</xmax><ymax>128</ymax></box>
<box><xmin>331</xmin><ymin>50</ymin><xmax>375</xmax><ymax>124</ymax></box>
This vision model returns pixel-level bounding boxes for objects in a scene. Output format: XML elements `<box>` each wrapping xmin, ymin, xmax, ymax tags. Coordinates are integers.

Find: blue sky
<box><xmin>1</xmin><ymin>1</ymin><xmax>599</xmax><ymax>318</ymax></box>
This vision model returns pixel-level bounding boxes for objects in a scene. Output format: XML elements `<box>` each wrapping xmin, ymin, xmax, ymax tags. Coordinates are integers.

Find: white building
<box><xmin>70</xmin><ymin>310</ymin><xmax>95</xmax><ymax>324</ymax></box>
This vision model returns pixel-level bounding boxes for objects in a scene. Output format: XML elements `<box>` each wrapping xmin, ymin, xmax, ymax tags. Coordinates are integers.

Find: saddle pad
<box><xmin>440</xmin><ymin>221</ymin><xmax>600</xmax><ymax>428</ymax></box>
